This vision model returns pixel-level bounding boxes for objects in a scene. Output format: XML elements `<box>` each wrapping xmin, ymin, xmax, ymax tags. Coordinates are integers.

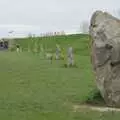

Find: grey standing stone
<box><xmin>90</xmin><ymin>10</ymin><xmax>120</xmax><ymax>107</ymax></box>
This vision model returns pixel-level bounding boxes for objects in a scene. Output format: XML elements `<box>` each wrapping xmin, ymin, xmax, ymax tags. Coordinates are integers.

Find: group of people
<box><xmin>54</xmin><ymin>44</ymin><xmax>74</xmax><ymax>67</ymax></box>
<box><xmin>15</xmin><ymin>43</ymin><xmax>74</xmax><ymax>67</ymax></box>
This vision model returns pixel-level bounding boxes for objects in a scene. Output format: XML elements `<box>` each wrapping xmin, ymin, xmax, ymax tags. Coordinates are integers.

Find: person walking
<box><xmin>67</xmin><ymin>44</ymin><xmax>74</xmax><ymax>67</ymax></box>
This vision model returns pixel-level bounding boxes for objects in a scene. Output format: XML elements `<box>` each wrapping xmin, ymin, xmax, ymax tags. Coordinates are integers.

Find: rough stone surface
<box><xmin>90</xmin><ymin>10</ymin><xmax>120</xmax><ymax>107</ymax></box>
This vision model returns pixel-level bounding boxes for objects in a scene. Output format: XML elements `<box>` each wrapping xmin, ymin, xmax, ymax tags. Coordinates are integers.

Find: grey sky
<box><xmin>0</xmin><ymin>0</ymin><xmax>119</xmax><ymax>37</ymax></box>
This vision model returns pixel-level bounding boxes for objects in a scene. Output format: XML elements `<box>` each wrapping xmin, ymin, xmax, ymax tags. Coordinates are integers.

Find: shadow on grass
<box><xmin>83</xmin><ymin>88</ymin><xmax>106</xmax><ymax>107</ymax></box>
<box><xmin>61</xmin><ymin>64</ymin><xmax>78</xmax><ymax>68</ymax></box>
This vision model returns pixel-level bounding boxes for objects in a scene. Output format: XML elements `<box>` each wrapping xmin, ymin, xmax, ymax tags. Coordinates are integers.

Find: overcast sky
<box><xmin>0</xmin><ymin>0</ymin><xmax>119</xmax><ymax>37</ymax></box>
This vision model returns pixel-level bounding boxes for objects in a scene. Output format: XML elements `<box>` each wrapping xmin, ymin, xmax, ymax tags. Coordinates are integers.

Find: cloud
<box><xmin>0</xmin><ymin>0</ymin><xmax>119</xmax><ymax>37</ymax></box>
<box><xmin>0</xmin><ymin>24</ymin><xmax>41</xmax><ymax>38</ymax></box>
<box><xmin>0</xmin><ymin>24</ymin><xmax>40</xmax><ymax>31</ymax></box>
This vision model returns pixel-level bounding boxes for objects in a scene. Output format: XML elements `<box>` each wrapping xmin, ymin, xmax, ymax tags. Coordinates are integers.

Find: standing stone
<box><xmin>90</xmin><ymin>10</ymin><xmax>120</xmax><ymax>107</ymax></box>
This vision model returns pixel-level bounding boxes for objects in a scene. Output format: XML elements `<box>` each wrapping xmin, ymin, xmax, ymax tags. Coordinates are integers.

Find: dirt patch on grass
<box><xmin>73</xmin><ymin>104</ymin><xmax>120</xmax><ymax>112</ymax></box>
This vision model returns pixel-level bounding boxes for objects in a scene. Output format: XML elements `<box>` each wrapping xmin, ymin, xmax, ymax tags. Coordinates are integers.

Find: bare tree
<box><xmin>117</xmin><ymin>9</ymin><xmax>120</xmax><ymax>17</ymax></box>
<box><xmin>28</xmin><ymin>32</ymin><xmax>32</xmax><ymax>38</ymax></box>
<box><xmin>80</xmin><ymin>21</ymin><xmax>89</xmax><ymax>34</ymax></box>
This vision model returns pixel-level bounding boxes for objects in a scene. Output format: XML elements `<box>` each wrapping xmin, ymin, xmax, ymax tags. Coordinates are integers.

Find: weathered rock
<box><xmin>90</xmin><ymin>10</ymin><xmax>120</xmax><ymax>107</ymax></box>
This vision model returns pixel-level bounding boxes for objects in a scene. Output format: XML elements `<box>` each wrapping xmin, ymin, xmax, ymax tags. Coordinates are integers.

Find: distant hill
<box><xmin>15</xmin><ymin>34</ymin><xmax>90</xmax><ymax>56</ymax></box>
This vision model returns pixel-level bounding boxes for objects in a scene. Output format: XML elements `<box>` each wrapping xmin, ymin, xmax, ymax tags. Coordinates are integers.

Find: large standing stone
<box><xmin>90</xmin><ymin>10</ymin><xmax>120</xmax><ymax>107</ymax></box>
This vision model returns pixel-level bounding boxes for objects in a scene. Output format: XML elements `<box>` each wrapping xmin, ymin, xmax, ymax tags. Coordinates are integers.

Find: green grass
<box><xmin>0</xmin><ymin>34</ymin><xmax>119</xmax><ymax>119</ymax></box>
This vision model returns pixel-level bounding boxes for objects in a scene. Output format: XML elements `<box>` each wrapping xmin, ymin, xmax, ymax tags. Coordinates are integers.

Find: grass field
<box><xmin>0</xmin><ymin>34</ymin><xmax>119</xmax><ymax>119</ymax></box>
